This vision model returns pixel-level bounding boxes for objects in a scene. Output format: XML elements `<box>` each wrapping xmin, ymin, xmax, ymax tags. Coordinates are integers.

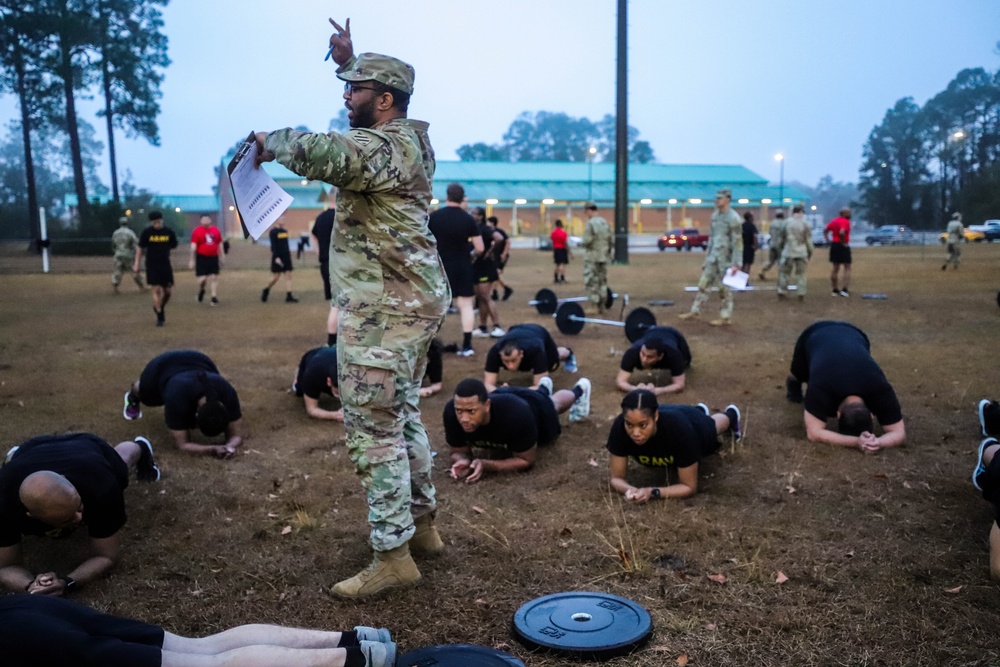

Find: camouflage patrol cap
<box><xmin>118</xmin><ymin>216</ymin><xmax>129</xmax><ymax>225</ymax></box>
<box><xmin>716</xmin><ymin>189</ymin><xmax>732</xmax><ymax>199</ymax></box>
<box><xmin>337</xmin><ymin>53</ymin><xmax>415</xmax><ymax>95</ymax></box>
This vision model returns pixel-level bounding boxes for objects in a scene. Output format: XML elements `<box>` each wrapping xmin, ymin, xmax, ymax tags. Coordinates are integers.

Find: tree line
<box><xmin>0</xmin><ymin>0</ymin><xmax>169</xmax><ymax>242</ymax></box>
<box><xmin>859</xmin><ymin>63</ymin><xmax>1000</xmax><ymax>229</ymax></box>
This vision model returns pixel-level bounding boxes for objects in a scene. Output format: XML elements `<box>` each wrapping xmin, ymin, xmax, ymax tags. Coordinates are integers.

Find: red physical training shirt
<box><xmin>825</xmin><ymin>217</ymin><xmax>851</xmax><ymax>244</ymax></box>
<box><xmin>550</xmin><ymin>228</ymin><xmax>568</xmax><ymax>249</ymax></box>
<box><xmin>191</xmin><ymin>225</ymin><xmax>222</xmax><ymax>257</ymax></box>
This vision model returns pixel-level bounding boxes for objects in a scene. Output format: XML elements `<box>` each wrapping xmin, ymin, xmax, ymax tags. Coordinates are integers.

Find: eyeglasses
<box><xmin>344</xmin><ymin>82</ymin><xmax>379</xmax><ymax>95</ymax></box>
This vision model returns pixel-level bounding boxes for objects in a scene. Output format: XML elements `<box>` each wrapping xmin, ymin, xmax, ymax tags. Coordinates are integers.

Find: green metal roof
<box><xmin>433</xmin><ymin>161</ymin><xmax>767</xmax><ymax>185</ymax></box>
<box><xmin>64</xmin><ymin>193</ymin><xmax>220</xmax><ymax>211</ymax></box>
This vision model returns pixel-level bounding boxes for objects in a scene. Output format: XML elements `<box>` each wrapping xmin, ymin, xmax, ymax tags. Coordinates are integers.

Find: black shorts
<box><xmin>829</xmin><ymin>242</ymin><xmax>852</xmax><ymax>265</ymax></box>
<box><xmin>442</xmin><ymin>256</ymin><xmax>475</xmax><ymax>298</ymax></box>
<box><xmin>553</xmin><ymin>248</ymin><xmax>569</xmax><ymax>265</ymax></box>
<box><xmin>145</xmin><ymin>262</ymin><xmax>173</xmax><ymax>287</ymax></box>
<box><xmin>979</xmin><ymin>449</ymin><xmax>1000</xmax><ymax>527</ymax></box>
<box><xmin>494</xmin><ymin>386</ymin><xmax>562</xmax><ymax>445</ymax></box>
<box><xmin>270</xmin><ymin>255</ymin><xmax>293</xmax><ymax>273</ymax></box>
<box><xmin>0</xmin><ymin>595</ymin><xmax>163</xmax><ymax>667</ymax></box>
<box><xmin>742</xmin><ymin>247</ymin><xmax>755</xmax><ymax>266</ymax></box>
<box><xmin>473</xmin><ymin>258</ymin><xmax>499</xmax><ymax>283</ymax></box>
<box><xmin>195</xmin><ymin>254</ymin><xmax>220</xmax><ymax>276</ymax></box>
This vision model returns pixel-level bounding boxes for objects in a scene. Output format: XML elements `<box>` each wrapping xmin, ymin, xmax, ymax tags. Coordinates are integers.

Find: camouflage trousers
<box><xmin>112</xmin><ymin>255</ymin><xmax>143</xmax><ymax>288</ymax></box>
<box><xmin>583</xmin><ymin>260</ymin><xmax>608</xmax><ymax>311</ymax></box>
<box><xmin>690</xmin><ymin>259</ymin><xmax>734</xmax><ymax>319</ymax></box>
<box><xmin>944</xmin><ymin>243</ymin><xmax>961</xmax><ymax>268</ymax></box>
<box><xmin>778</xmin><ymin>257</ymin><xmax>809</xmax><ymax>296</ymax></box>
<box><xmin>760</xmin><ymin>247</ymin><xmax>781</xmax><ymax>273</ymax></box>
<box><xmin>337</xmin><ymin>309</ymin><xmax>443</xmax><ymax>552</ymax></box>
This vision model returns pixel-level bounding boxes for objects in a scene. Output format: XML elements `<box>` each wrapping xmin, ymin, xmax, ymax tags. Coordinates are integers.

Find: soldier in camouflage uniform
<box><xmin>581</xmin><ymin>203</ymin><xmax>614</xmax><ymax>313</ymax></box>
<box><xmin>255</xmin><ymin>18</ymin><xmax>450</xmax><ymax>599</ymax></box>
<box><xmin>777</xmin><ymin>205</ymin><xmax>814</xmax><ymax>299</ymax></box>
<box><xmin>943</xmin><ymin>212</ymin><xmax>964</xmax><ymax>270</ymax></box>
<box><xmin>111</xmin><ymin>217</ymin><xmax>144</xmax><ymax>293</ymax></box>
<box><xmin>757</xmin><ymin>210</ymin><xmax>786</xmax><ymax>281</ymax></box>
<box><xmin>679</xmin><ymin>189</ymin><xmax>742</xmax><ymax>326</ymax></box>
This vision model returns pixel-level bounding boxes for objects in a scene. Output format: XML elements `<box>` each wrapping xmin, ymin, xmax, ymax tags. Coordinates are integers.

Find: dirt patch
<box><xmin>1</xmin><ymin>241</ymin><xmax>999</xmax><ymax>665</ymax></box>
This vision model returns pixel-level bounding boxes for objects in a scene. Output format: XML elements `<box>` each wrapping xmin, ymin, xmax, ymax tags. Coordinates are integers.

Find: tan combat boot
<box><xmin>709</xmin><ymin>317</ymin><xmax>732</xmax><ymax>327</ymax></box>
<box><xmin>331</xmin><ymin>544</ymin><xmax>421</xmax><ymax>599</ymax></box>
<box><xmin>409</xmin><ymin>514</ymin><xmax>444</xmax><ymax>556</ymax></box>
<box><xmin>678</xmin><ymin>311</ymin><xmax>699</xmax><ymax>321</ymax></box>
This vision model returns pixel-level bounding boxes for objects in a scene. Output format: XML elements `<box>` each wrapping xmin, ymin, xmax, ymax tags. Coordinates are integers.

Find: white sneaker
<box><xmin>569</xmin><ymin>378</ymin><xmax>591</xmax><ymax>422</ymax></box>
<box><xmin>537</xmin><ymin>376</ymin><xmax>554</xmax><ymax>396</ymax></box>
<box><xmin>472</xmin><ymin>328</ymin><xmax>491</xmax><ymax>338</ymax></box>
<box><xmin>490</xmin><ymin>326</ymin><xmax>506</xmax><ymax>337</ymax></box>
<box><xmin>457</xmin><ymin>348</ymin><xmax>475</xmax><ymax>357</ymax></box>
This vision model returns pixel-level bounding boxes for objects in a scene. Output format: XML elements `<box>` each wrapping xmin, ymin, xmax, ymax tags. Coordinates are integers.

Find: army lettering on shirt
<box><xmin>605</xmin><ymin>405</ymin><xmax>720</xmax><ymax>469</ymax></box>
<box><xmin>138</xmin><ymin>226</ymin><xmax>178</xmax><ymax>265</ymax></box>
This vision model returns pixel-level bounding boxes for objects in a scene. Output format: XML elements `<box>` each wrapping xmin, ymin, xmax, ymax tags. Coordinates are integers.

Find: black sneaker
<box><xmin>210</xmin><ymin>296</ymin><xmax>218</xmax><ymax>306</ymax></box>
<box><xmin>261</xmin><ymin>287</ymin><xmax>270</xmax><ymax>302</ymax></box>
<box><xmin>154</xmin><ymin>306</ymin><xmax>165</xmax><ymax>326</ymax></box>
<box><xmin>286</xmin><ymin>293</ymin><xmax>299</xmax><ymax>303</ymax></box>
<box><xmin>502</xmin><ymin>286</ymin><xmax>514</xmax><ymax>301</ymax></box>
<box><xmin>134</xmin><ymin>436</ymin><xmax>160</xmax><ymax>482</ymax></box>
<box><xmin>973</xmin><ymin>437</ymin><xmax>997</xmax><ymax>491</ymax></box>
<box><xmin>197</xmin><ymin>288</ymin><xmax>205</xmax><ymax>303</ymax></box>
<box><xmin>491</xmin><ymin>289</ymin><xmax>499</xmax><ymax>301</ymax></box>
<box><xmin>725</xmin><ymin>404</ymin><xmax>742</xmax><ymax>441</ymax></box>
<box><xmin>980</xmin><ymin>399</ymin><xmax>1000</xmax><ymax>437</ymax></box>
<box><xmin>786</xmin><ymin>377</ymin><xmax>803</xmax><ymax>403</ymax></box>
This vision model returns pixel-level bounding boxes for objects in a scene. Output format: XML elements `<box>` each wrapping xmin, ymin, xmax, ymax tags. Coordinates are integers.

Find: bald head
<box><xmin>19</xmin><ymin>471</ymin><xmax>83</xmax><ymax>528</ymax></box>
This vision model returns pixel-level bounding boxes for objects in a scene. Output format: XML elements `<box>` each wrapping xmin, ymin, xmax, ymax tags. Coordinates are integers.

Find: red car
<box><xmin>658</xmin><ymin>227</ymin><xmax>709</xmax><ymax>251</ymax></box>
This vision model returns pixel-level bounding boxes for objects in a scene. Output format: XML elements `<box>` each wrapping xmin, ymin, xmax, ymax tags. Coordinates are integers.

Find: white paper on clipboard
<box><xmin>227</xmin><ymin>133</ymin><xmax>294</xmax><ymax>240</ymax></box>
<box><xmin>722</xmin><ymin>269</ymin><xmax>749</xmax><ymax>290</ymax></box>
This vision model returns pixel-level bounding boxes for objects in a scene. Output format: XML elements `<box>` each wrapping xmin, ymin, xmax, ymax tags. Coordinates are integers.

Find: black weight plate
<box><xmin>534</xmin><ymin>288</ymin><xmax>559</xmax><ymax>315</ymax></box>
<box><xmin>555</xmin><ymin>301</ymin><xmax>586</xmax><ymax>335</ymax></box>
<box><xmin>398</xmin><ymin>644</ymin><xmax>524</xmax><ymax>667</ymax></box>
<box><xmin>624</xmin><ymin>307</ymin><xmax>656</xmax><ymax>343</ymax></box>
<box><xmin>604</xmin><ymin>286</ymin><xmax>615</xmax><ymax>310</ymax></box>
<box><xmin>513</xmin><ymin>591</ymin><xmax>653</xmax><ymax>659</ymax></box>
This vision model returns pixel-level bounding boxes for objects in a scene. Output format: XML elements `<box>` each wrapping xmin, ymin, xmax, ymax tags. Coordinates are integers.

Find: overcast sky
<box><xmin>3</xmin><ymin>0</ymin><xmax>998</xmax><ymax>197</ymax></box>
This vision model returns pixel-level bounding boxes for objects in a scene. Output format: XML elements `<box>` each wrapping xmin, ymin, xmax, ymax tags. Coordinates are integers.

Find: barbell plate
<box><xmin>604</xmin><ymin>286</ymin><xmax>615</xmax><ymax>310</ymax></box>
<box><xmin>625</xmin><ymin>307</ymin><xmax>657</xmax><ymax>343</ymax></box>
<box><xmin>554</xmin><ymin>301</ymin><xmax>586</xmax><ymax>335</ymax></box>
<box><xmin>533</xmin><ymin>288</ymin><xmax>559</xmax><ymax>314</ymax></box>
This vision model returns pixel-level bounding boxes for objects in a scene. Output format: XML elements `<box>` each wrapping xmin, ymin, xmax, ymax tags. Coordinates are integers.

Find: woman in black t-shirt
<box><xmin>606</xmin><ymin>390</ymin><xmax>740</xmax><ymax>503</ymax></box>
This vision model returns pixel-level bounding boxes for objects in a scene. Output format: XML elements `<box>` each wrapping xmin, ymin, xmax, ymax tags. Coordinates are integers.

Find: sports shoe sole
<box><xmin>355</xmin><ymin>625</ymin><xmax>392</xmax><ymax>643</ymax></box>
<box><xmin>134</xmin><ymin>436</ymin><xmax>161</xmax><ymax>482</ymax></box>
<box><xmin>123</xmin><ymin>391</ymin><xmax>142</xmax><ymax>420</ymax></box>
<box><xmin>537</xmin><ymin>376</ymin><xmax>554</xmax><ymax>396</ymax></box>
<box><xmin>570</xmin><ymin>378</ymin><xmax>591</xmax><ymax>422</ymax></box>
<box><xmin>973</xmin><ymin>438</ymin><xmax>997</xmax><ymax>491</ymax></box>
<box><xmin>697</xmin><ymin>403</ymin><xmax>710</xmax><ymax>417</ymax></box>
<box><xmin>725</xmin><ymin>404</ymin><xmax>742</xmax><ymax>441</ymax></box>
<box><xmin>563</xmin><ymin>354</ymin><xmax>578</xmax><ymax>373</ymax></box>
<box><xmin>979</xmin><ymin>399</ymin><xmax>992</xmax><ymax>437</ymax></box>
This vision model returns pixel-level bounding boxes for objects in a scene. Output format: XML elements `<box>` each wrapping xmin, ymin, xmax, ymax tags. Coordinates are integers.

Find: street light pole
<box><xmin>587</xmin><ymin>146</ymin><xmax>597</xmax><ymax>202</ymax></box>
<box><xmin>774</xmin><ymin>153</ymin><xmax>784</xmax><ymax>212</ymax></box>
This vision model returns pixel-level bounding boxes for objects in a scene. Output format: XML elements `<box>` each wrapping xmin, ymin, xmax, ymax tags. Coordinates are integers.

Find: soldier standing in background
<box><xmin>778</xmin><ymin>205</ymin><xmax>814</xmax><ymax>300</ymax></box>
<box><xmin>757</xmin><ymin>210</ymin><xmax>786</xmax><ymax>281</ymax></box>
<box><xmin>740</xmin><ymin>211</ymin><xmax>758</xmax><ymax>276</ymax></box>
<box><xmin>943</xmin><ymin>211</ymin><xmax>964</xmax><ymax>271</ymax></box>
<box><xmin>581</xmin><ymin>203</ymin><xmax>613</xmax><ymax>313</ymax></box>
<box><xmin>679</xmin><ymin>189</ymin><xmax>742</xmax><ymax>326</ymax></box>
<box><xmin>255</xmin><ymin>17</ymin><xmax>450</xmax><ymax>599</ymax></box>
<box><xmin>134</xmin><ymin>211</ymin><xmax>177</xmax><ymax>327</ymax></box>
<box><xmin>824</xmin><ymin>207</ymin><xmax>853</xmax><ymax>297</ymax></box>
<box><xmin>313</xmin><ymin>205</ymin><xmax>336</xmax><ymax>300</ymax></box>
<box><xmin>111</xmin><ymin>217</ymin><xmax>144</xmax><ymax>294</ymax></box>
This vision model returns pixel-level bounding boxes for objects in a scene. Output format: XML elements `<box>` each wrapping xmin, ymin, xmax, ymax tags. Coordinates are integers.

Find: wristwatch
<box><xmin>651</xmin><ymin>487</ymin><xmax>661</xmax><ymax>499</ymax></box>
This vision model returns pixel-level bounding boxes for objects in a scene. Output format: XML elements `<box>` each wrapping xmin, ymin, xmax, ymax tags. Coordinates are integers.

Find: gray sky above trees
<box><xmin>1</xmin><ymin>0</ymin><xmax>997</xmax><ymax>196</ymax></box>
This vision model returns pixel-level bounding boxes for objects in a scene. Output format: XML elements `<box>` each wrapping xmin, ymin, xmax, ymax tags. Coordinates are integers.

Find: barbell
<box><xmin>554</xmin><ymin>301</ymin><xmax>657</xmax><ymax>342</ymax></box>
<box><xmin>530</xmin><ymin>287</ymin><xmax>617</xmax><ymax>315</ymax></box>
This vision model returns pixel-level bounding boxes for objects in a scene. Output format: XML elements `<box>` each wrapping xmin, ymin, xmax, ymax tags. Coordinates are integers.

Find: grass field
<box><xmin>1</xmin><ymin>240</ymin><xmax>999</xmax><ymax>666</ymax></box>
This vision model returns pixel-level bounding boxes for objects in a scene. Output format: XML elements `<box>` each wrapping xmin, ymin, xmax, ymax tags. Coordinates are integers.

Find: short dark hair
<box><xmin>775</xmin><ymin>210</ymin><xmax>786</xmax><ymax>219</ymax></box>
<box><xmin>196</xmin><ymin>400</ymin><xmax>230</xmax><ymax>437</ymax></box>
<box><xmin>487</xmin><ymin>216</ymin><xmax>499</xmax><ymax>225</ymax></box>
<box><xmin>585</xmin><ymin>203</ymin><xmax>598</xmax><ymax>211</ymax></box>
<box><xmin>839</xmin><ymin>207</ymin><xmax>852</xmax><ymax>218</ymax></box>
<box><xmin>446</xmin><ymin>183</ymin><xmax>465</xmax><ymax>203</ymax></box>
<box><xmin>838</xmin><ymin>402</ymin><xmax>873</xmax><ymax>437</ymax></box>
<box><xmin>500</xmin><ymin>341</ymin><xmax>522</xmax><ymax>356</ymax></box>
<box><xmin>743</xmin><ymin>212</ymin><xmax>754</xmax><ymax>222</ymax></box>
<box><xmin>792</xmin><ymin>204</ymin><xmax>805</xmax><ymax>214</ymax></box>
<box><xmin>149</xmin><ymin>210</ymin><xmax>163</xmax><ymax>221</ymax></box>
<box><xmin>621</xmin><ymin>389</ymin><xmax>658</xmax><ymax>418</ymax></box>
<box><xmin>471</xmin><ymin>207</ymin><xmax>486</xmax><ymax>220</ymax></box>
<box><xmin>454</xmin><ymin>378</ymin><xmax>488</xmax><ymax>403</ymax></box>
<box><xmin>640</xmin><ymin>338</ymin><xmax>667</xmax><ymax>355</ymax></box>
<box><xmin>370</xmin><ymin>81</ymin><xmax>410</xmax><ymax>113</ymax></box>
<box><xmin>554</xmin><ymin>219</ymin><xmax>564</xmax><ymax>228</ymax></box>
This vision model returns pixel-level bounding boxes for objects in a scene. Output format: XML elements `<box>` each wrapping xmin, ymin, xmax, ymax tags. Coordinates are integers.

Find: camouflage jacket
<box><xmin>782</xmin><ymin>215</ymin><xmax>814</xmax><ymax>260</ymax></box>
<box><xmin>265</xmin><ymin>120</ymin><xmax>450</xmax><ymax>319</ymax></box>
<box><xmin>946</xmin><ymin>220</ymin><xmax>964</xmax><ymax>245</ymax></box>
<box><xmin>111</xmin><ymin>226</ymin><xmax>139</xmax><ymax>258</ymax></box>
<box><xmin>768</xmin><ymin>217</ymin><xmax>788</xmax><ymax>255</ymax></box>
<box><xmin>704</xmin><ymin>208</ymin><xmax>742</xmax><ymax>267</ymax></box>
<box><xmin>582</xmin><ymin>216</ymin><xmax>613</xmax><ymax>263</ymax></box>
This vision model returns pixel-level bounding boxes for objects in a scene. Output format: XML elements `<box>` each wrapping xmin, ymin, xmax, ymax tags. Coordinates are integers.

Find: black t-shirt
<box><xmin>312</xmin><ymin>209</ymin><xmax>335</xmax><ymax>262</ymax></box>
<box><xmin>606</xmin><ymin>405</ymin><xmax>718</xmax><ymax>469</ymax></box>
<box><xmin>138</xmin><ymin>225</ymin><xmax>177</xmax><ymax>265</ymax></box>
<box><xmin>444</xmin><ymin>392</ymin><xmax>540</xmax><ymax>454</ymax></box>
<box><xmin>491</xmin><ymin>226</ymin><xmax>509</xmax><ymax>261</ymax></box>
<box><xmin>485</xmin><ymin>324</ymin><xmax>555</xmax><ymax>374</ymax></box>
<box><xmin>742</xmin><ymin>220</ymin><xmax>758</xmax><ymax>247</ymax></box>
<box><xmin>269</xmin><ymin>226</ymin><xmax>292</xmax><ymax>261</ymax></box>
<box><xmin>620</xmin><ymin>332</ymin><xmax>687</xmax><ymax>376</ymax></box>
<box><xmin>801</xmin><ymin>324</ymin><xmax>902</xmax><ymax>425</ymax></box>
<box><xmin>428</xmin><ymin>206</ymin><xmax>478</xmax><ymax>260</ymax></box>
<box><xmin>138</xmin><ymin>350</ymin><xmax>242</xmax><ymax>431</ymax></box>
<box><xmin>0</xmin><ymin>433</ymin><xmax>129</xmax><ymax>547</ymax></box>
<box><xmin>295</xmin><ymin>346</ymin><xmax>338</xmax><ymax>399</ymax></box>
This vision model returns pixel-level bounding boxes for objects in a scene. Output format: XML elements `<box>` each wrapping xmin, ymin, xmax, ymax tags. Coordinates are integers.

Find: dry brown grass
<box><xmin>1</xmin><ymin>240</ymin><xmax>1000</xmax><ymax>665</ymax></box>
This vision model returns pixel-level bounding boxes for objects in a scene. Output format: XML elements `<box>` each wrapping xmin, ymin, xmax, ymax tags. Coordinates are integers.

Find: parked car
<box><xmin>969</xmin><ymin>219</ymin><xmax>1000</xmax><ymax>242</ymax></box>
<box><xmin>658</xmin><ymin>227</ymin><xmax>709</xmax><ymax>251</ymax></box>
<box><xmin>938</xmin><ymin>227</ymin><xmax>985</xmax><ymax>244</ymax></box>
<box><xmin>866</xmin><ymin>225</ymin><xmax>915</xmax><ymax>246</ymax></box>
<box><xmin>811</xmin><ymin>229</ymin><xmax>829</xmax><ymax>248</ymax></box>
